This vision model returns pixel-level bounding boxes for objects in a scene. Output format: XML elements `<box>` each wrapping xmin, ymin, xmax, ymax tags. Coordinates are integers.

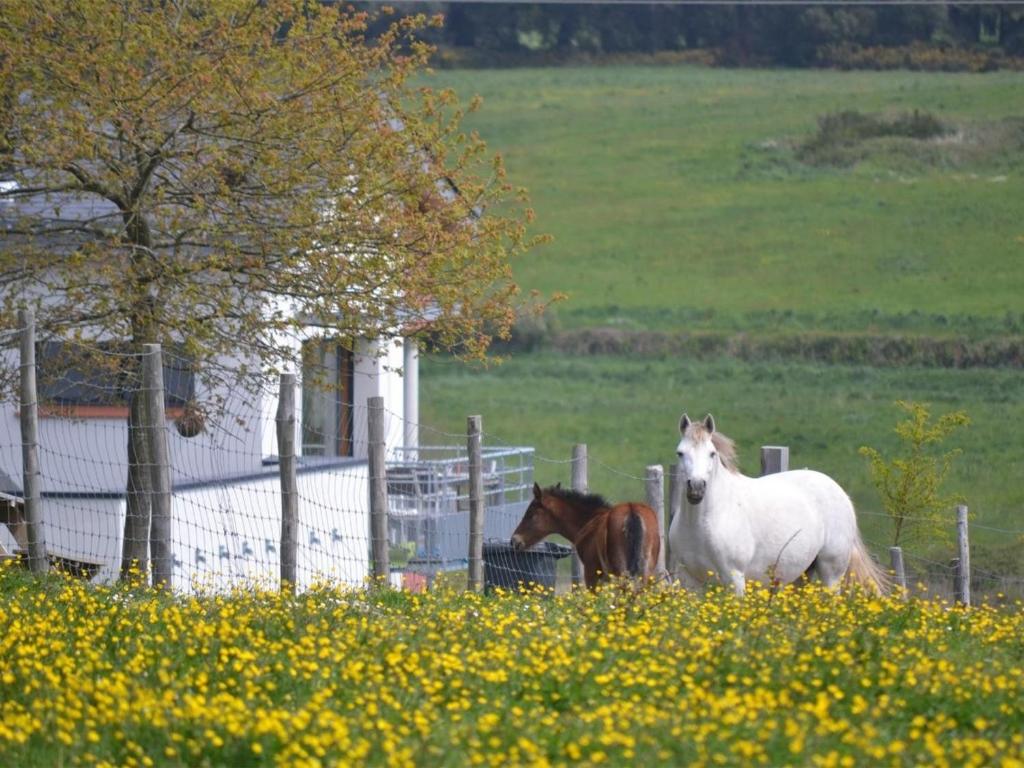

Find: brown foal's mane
<box><xmin>544</xmin><ymin>486</ymin><xmax>611</xmax><ymax>518</ymax></box>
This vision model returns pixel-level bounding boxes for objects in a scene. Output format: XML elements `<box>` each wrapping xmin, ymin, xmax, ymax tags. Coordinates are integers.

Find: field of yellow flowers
<box><xmin>1</xmin><ymin>563</ymin><xmax>1022</xmax><ymax>768</ymax></box>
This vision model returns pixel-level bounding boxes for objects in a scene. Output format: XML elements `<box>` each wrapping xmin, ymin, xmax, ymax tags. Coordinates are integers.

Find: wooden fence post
<box><xmin>570</xmin><ymin>444</ymin><xmax>587</xmax><ymax>587</ymax></box>
<box><xmin>667</xmin><ymin>464</ymin><xmax>682</xmax><ymax>572</ymax></box>
<box><xmin>276</xmin><ymin>373</ymin><xmax>298</xmax><ymax>590</ymax></box>
<box><xmin>17</xmin><ymin>309</ymin><xmax>47</xmax><ymax>574</ymax></box>
<box><xmin>143</xmin><ymin>344</ymin><xmax>172</xmax><ymax>589</ymax></box>
<box><xmin>466</xmin><ymin>415</ymin><xmax>484</xmax><ymax>593</ymax></box>
<box><xmin>889</xmin><ymin>546</ymin><xmax>907</xmax><ymax>594</ymax></box>
<box><xmin>367</xmin><ymin>396</ymin><xmax>389</xmax><ymax>585</ymax></box>
<box><xmin>955</xmin><ymin>504</ymin><xmax>970</xmax><ymax>606</ymax></box>
<box><xmin>760</xmin><ymin>445</ymin><xmax>789</xmax><ymax>476</ymax></box>
<box><xmin>646</xmin><ymin>465</ymin><xmax>665</xmax><ymax>575</ymax></box>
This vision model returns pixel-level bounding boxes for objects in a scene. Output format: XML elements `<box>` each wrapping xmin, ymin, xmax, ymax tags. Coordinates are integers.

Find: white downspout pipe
<box><xmin>402</xmin><ymin>338</ymin><xmax>419</xmax><ymax>459</ymax></box>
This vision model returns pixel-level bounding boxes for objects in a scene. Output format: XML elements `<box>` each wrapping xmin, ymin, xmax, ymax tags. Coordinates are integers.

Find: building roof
<box><xmin>0</xmin><ymin>465</ymin><xmax>22</xmax><ymax>499</ymax></box>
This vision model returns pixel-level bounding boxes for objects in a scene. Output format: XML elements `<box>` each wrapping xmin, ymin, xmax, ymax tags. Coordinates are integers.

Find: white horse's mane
<box><xmin>685</xmin><ymin>424</ymin><xmax>740</xmax><ymax>474</ymax></box>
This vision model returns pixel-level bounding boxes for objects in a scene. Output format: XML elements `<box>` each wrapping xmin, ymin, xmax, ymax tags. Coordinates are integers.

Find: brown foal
<box><xmin>510</xmin><ymin>482</ymin><xmax>660</xmax><ymax>588</ymax></box>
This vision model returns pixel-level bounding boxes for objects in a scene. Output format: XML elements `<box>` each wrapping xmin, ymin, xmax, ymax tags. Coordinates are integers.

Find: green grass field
<box><xmin>421</xmin><ymin>355</ymin><xmax>1023</xmax><ymax>554</ymax></box>
<box><xmin>419</xmin><ymin>65</ymin><xmax>1024</xmax><ymax>570</ymax></box>
<box><xmin>431</xmin><ymin>66</ymin><xmax>1024</xmax><ymax>333</ymax></box>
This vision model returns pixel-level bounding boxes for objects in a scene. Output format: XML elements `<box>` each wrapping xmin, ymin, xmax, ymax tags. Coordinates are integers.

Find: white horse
<box><xmin>668</xmin><ymin>413</ymin><xmax>887</xmax><ymax>596</ymax></box>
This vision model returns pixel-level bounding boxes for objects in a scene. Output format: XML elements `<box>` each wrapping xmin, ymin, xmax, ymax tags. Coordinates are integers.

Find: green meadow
<box><xmin>420</xmin><ymin>66</ymin><xmax>1024</xmax><ymax>570</ymax></box>
<box><xmin>435</xmin><ymin>66</ymin><xmax>1024</xmax><ymax>332</ymax></box>
<box><xmin>421</xmin><ymin>355</ymin><xmax>1023</xmax><ymax>547</ymax></box>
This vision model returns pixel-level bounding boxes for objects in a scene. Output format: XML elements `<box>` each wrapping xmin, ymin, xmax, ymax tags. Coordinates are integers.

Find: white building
<box><xmin>1</xmin><ymin>164</ymin><xmax>427</xmax><ymax>590</ymax></box>
<box><xmin>0</xmin><ymin>333</ymin><xmax>419</xmax><ymax>591</ymax></box>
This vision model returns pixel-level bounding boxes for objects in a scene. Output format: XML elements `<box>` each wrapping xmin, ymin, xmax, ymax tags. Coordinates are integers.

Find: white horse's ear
<box><xmin>704</xmin><ymin>414</ymin><xmax>716</xmax><ymax>433</ymax></box>
<box><xmin>533</xmin><ymin>482</ymin><xmax>542</xmax><ymax>500</ymax></box>
<box><xmin>679</xmin><ymin>413</ymin><xmax>691</xmax><ymax>435</ymax></box>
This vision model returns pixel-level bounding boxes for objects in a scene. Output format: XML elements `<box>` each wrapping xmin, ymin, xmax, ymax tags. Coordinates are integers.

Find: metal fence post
<box><xmin>955</xmin><ymin>504</ymin><xmax>970</xmax><ymax>606</ymax></box>
<box><xmin>467</xmin><ymin>415</ymin><xmax>484</xmax><ymax>593</ymax></box>
<box><xmin>646</xmin><ymin>465</ymin><xmax>665</xmax><ymax>575</ymax></box>
<box><xmin>760</xmin><ymin>445</ymin><xmax>789</xmax><ymax>476</ymax></box>
<box><xmin>17</xmin><ymin>309</ymin><xmax>47</xmax><ymax>574</ymax></box>
<box><xmin>276</xmin><ymin>373</ymin><xmax>298</xmax><ymax>590</ymax></box>
<box><xmin>570</xmin><ymin>444</ymin><xmax>587</xmax><ymax>587</ymax></box>
<box><xmin>143</xmin><ymin>344</ymin><xmax>172</xmax><ymax>589</ymax></box>
<box><xmin>367</xmin><ymin>396</ymin><xmax>389</xmax><ymax>585</ymax></box>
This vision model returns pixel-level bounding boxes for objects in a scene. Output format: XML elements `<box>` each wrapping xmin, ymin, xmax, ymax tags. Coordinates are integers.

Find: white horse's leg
<box><xmin>673</xmin><ymin>568</ymin><xmax>703</xmax><ymax>592</ymax></box>
<box><xmin>728</xmin><ymin>569</ymin><xmax>746</xmax><ymax>597</ymax></box>
<box><xmin>813</xmin><ymin>558</ymin><xmax>848</xmax><ymax>590</ymax></box>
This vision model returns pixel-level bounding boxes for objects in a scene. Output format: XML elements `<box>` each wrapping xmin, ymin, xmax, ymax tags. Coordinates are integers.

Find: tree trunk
<box><xmin>120</xmin><ymin>215</ymin><xmax>157</xmax><ymax>583</ymax></box>
<box><xmin>120</xmin><ymin>385</ymin><xmax>152</xmax><ymax>581</ymax></box>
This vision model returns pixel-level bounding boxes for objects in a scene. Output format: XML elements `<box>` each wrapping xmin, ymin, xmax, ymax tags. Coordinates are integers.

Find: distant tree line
<box><xmin>357</xmin><ymin>3</ymin><xmax>1024</xmax><ymax>67</ymax></box>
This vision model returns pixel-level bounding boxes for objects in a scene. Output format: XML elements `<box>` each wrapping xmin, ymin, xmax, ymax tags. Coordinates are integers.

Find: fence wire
<box><xmin>0</xmin><ymin>333</ymin><xmax>549</xmax><ymax>593</ymax></box>
<box><xmin>1</xmin><ymin>328</ymin><xmax>1021</xmax><ymax>599</ymax></box>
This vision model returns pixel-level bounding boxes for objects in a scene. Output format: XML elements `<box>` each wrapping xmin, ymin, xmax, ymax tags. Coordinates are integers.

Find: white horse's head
<box><xmin>676</xmin><ymin>413</ymin><xmax>718</xmax><ymax>504</ymax></box>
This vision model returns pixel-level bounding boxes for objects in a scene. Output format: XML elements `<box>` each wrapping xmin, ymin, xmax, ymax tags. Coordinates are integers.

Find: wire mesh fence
<box><xmin>0</xmin><ymin>325</ymin><xmax>555</xmax><ymax>593</ymax></box>
<box><xmin>385</xmin><ymin>443</ymin><xmax>536</xmax><ymax>590</ymax></box>
<box><xmin>0</xmin><ymin>330</ymin><xmax>378</xmax><ymax>591</ymax></box>
<box><xmin>2</xmin><ymin>319</ymin><xmax>1023</xmax><ymax>600</ymax></box>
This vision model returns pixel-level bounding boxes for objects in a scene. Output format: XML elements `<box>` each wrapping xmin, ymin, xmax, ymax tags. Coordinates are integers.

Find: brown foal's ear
<box><xmin>679</xmin><ymin>413</ymin><xmax>691</xmax><ymax>435</ymax></box>
<box><xmin>533</xmin><ymin>482</ymin><xmax>542</xmax><ymax>500</ymax></box>
<box><xmin>704</xmin><ymin>414</ymin><xmax>716</xmax><ymax>434</ymax></box>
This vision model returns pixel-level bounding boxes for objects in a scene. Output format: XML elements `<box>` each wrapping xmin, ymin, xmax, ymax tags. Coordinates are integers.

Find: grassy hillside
<box><xmin>431</xmin><ymin>66</ymin><xmax>1024</xmax><ymax>334</ymax></box>
<box><xmin>418</xmin><ymin>66</ymin><xmax>1024</xmax><ymax>571</ymax></box>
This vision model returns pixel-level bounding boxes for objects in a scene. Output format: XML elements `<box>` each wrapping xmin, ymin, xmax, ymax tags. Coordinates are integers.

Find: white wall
<box><xmin>42</xmin><ymin>496</ymin><xmax>124</xmax><ymax>583</ymax></box>
<box><xmin>171</xmin><ymin>462</ymin><xmax>370</xmax><ymax>592</ymax></box>
<box><xmin>0</xmin><ymin>347</ymin><xmax>267</xmax><ymax>496</ymax></box>
<box><xmin>351</xmin><ymin>337</ymin><xmax>406</xmax><ymax>460</ymax></box>
<box><xmin>30</xmin><ymin>461</ymin><xmax>370</xmax><ymax>591</ymax></box>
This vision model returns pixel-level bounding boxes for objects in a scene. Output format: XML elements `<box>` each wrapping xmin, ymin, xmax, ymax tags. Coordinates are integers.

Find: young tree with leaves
<box><xmin>0</xmin><ymin>0</ymin><xmax>542</xmax><ymax>580</ymax></box>
<box><xmin>860</xmin><ymin>401</ymin><xmax>970</xmax><ymax>548</ymax></box>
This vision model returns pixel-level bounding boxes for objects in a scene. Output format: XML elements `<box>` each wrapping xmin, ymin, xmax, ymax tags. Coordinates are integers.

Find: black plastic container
<box><xmin>482</xmin><ymin>540</ymin><xmax>574</xmax><ymax>593</ymax></box>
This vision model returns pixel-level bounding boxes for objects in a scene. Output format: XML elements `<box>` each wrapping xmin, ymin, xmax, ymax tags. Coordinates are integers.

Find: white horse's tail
<box><xmin>844</xmin><ymin>533</ymin><xmax>890</xmax><ymax>595</ymax></box>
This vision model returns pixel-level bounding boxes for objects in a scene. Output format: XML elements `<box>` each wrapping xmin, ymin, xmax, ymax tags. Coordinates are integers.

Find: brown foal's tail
<box><xmin>845</xmin><ymin>533</ymin><xmax>890</xmax><ymax>595</ymax></box>
<box><xmin>625</xmin><ymin>509</ymin><xmax>645</xmax><ymax>577</ymax></box>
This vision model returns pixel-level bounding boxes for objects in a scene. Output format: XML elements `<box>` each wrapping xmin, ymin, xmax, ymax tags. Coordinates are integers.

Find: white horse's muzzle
<box><xmin>686</xmin><ymin>480</ymin><xmax>706</xmax><ymax>504</ymax></box>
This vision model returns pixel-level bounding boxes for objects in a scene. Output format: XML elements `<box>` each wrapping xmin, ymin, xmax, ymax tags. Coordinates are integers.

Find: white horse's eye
<box><xmin>710</xmin><ymin>451</ymin><xmax>717</xmax><ymax>459</ymax></box>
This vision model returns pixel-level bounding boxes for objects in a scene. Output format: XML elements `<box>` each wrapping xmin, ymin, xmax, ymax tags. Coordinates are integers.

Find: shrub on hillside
<box><xmin>817</xmin><ymin>42</ymin><xmax>1024</xmax><ymax>72</ymax></box>
<box><xmin>798</xmin><ymin>108</ymin><xmax>950</xmax><ymax>166</ymax></box>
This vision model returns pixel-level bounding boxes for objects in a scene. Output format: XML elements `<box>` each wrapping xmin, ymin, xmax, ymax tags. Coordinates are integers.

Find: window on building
<box><xmin>301</xmin><ymin>340</ymin><xmax>354</xmax><ymax>458</ymax></box>
<box><xmin>36</xmin><ymin>341</ymin><xmax>195</xmax><ymax>418</ymax></box>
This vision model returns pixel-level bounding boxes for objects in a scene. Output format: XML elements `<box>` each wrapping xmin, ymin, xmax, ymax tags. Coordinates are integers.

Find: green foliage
<box><xmin>0</xmin><ymin>0</ymin><xmax>539</xmax><ymax>367</ymax></box>
<box><xmin>859</xmin><ymin>401</ymin><xmax>970</xmax><ymax>547</ymax></box>
<box><xmin>424</xmin><ymin>5</ymin><xmax>1024</xmax><ymax>68</ymax></box>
